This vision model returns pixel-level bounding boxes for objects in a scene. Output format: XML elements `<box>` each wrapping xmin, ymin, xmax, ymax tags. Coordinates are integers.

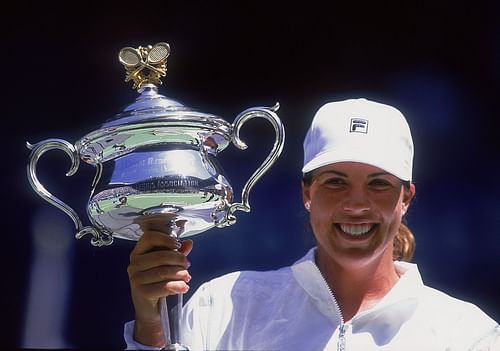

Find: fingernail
<box><xmin>186</xmin><ymin>260</ymin><xmax>191</xmax><ymax>269</ymax></box>
<box><xmin>174</xmin><ymin>240</ymin><xmax>182</xmax><ymax>249</ymax></box>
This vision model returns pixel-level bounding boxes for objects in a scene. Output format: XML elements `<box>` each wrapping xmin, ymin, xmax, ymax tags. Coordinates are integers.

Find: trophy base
<box><xmin>163</xmin><ymin>343</ymin><xmax>189</xmax><ymax>351</ymax></box>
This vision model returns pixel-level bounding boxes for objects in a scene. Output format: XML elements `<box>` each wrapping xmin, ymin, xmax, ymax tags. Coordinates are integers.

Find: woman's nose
<box><xmin>341</xmin><ymin>187</ymin><xmax>371</xmax><ymax>213</ymax></box>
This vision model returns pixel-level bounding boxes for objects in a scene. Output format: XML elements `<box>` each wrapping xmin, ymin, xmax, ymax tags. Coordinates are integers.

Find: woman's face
<box><xmin>302</xmin><ymin>162</ymin><xmax>415</xmax><ymax>269</ymax></box>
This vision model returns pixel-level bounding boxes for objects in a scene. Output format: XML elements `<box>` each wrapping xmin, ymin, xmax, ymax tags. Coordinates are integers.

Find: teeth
<box><xmin>339</xmin><ymin>224</ymin><xmax>374</xmax><ymax>236</ymax></box>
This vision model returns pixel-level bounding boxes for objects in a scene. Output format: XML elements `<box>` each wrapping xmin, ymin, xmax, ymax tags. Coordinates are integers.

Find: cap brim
<box><xmin>302</xmin><ymin>148</ymin><xmax>411</xmax><ymax>181</ymax></box>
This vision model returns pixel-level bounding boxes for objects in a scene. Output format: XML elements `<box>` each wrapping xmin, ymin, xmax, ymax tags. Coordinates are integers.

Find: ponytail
<box><xmin>393</xmin><ymin>223</ymin><xmax>415</xmax><ymax>262</ymax></box>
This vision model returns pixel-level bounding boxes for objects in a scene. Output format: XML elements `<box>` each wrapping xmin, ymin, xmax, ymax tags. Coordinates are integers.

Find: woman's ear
<box><xmin>402</xmin><ymin>183</ymin><xmax>416</xmax><ymax>215</ymax></box>
<box><xmin>302</xmin><ymin>181</ymin><xmax>311</xmax><ymax>211</ymax></box>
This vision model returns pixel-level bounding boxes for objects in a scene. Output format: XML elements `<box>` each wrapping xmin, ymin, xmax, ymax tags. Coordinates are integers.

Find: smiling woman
<box><xmin>124</xmin><ymin>98</ymin><xmax>499</xmax><ymax>350</ymax></box>
<box><xmin>302</xmin><ymin>162</ymin><xmax>415</xmax><ymax>268</ymax></box>
<box><xmin>302</xmin><ymin>168</ymin><xmax>416</xmax><ymax>262</ymax></box>
<box><xmin>301</xmin><ymin>161</ymin><xmax>416</xmax><ymax>322</ymax></box>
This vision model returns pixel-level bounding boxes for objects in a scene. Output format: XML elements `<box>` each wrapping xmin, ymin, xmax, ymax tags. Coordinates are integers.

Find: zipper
<box><xmin>338</xmin><ymin>324</ymin><xmax>347</xmax><ymax>351</ymax></box>
<box><xmin>311</xmin><ymin>262</ymin><xmax>347</xmax><ymax>351</ymax></box>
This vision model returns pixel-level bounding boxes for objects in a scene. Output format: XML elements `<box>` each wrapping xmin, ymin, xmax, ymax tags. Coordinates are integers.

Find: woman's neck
<box><xmin>315</xmin><ymin>248</ymin><xmax>400</xmax><ymax>322</ymax></box>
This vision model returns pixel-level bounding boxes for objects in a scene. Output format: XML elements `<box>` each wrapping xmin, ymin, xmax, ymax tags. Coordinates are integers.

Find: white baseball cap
<box><xmin>302</xmin><ymin>98</ymin><xmax>414</xmax><ymax>181</ymax></box>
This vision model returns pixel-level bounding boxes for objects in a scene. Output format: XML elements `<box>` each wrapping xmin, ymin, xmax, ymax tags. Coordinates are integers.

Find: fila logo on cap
<box><xmin>350</xmin><ymin>118</ymin><xmax>368</xmax><ymax>134</ymax></box>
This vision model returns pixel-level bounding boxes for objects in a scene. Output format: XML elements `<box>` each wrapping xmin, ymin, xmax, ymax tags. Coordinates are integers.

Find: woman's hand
<box><xmin>127</xmin><ymin>215</ymin><xmax>193</xmax><ymax>346</ymax></box>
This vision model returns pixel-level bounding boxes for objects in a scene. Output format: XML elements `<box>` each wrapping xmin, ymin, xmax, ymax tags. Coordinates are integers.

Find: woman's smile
<box><xmin>336</xmin><ymin>223</ymin><xmax>377</xmax><ymax>237</ymax></box>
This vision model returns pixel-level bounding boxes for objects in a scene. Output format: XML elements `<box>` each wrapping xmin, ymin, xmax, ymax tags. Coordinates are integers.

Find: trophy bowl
<box><xmin>26</xmin><ymin>42</ymin><xmax>285</xmax><ymax>350</ymax></box>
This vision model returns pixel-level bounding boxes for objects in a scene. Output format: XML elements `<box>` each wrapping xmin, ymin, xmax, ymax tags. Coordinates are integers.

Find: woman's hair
<box><xmin>394</xmin><ymin>222</ymin><xmax>415</xmax><ymax>262</ymax></box>
<box><xmin>302</xmin><ymin>173</ymin><xmax>416</xmax><ymax>262</ymax></box>
<box><xmin>395</xmin><ymin>181</ymin><xmax>415</xmax><ymax>261</ymax></box>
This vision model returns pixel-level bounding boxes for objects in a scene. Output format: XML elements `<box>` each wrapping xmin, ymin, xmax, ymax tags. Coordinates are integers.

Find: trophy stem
<box><xmin>160</xmin><ymin>222</ymin><xmax>189</xmax><ymax>351</ymax></box>
<box><xmin>160</xmin><ymin>294</ymin><xmax>189</xmax><ymax>350</ymax></box>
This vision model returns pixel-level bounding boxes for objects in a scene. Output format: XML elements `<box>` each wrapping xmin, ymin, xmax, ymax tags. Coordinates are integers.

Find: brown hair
<box><xmin>395</xmin><ymin>182</ymin><xmax>416</xmax><ymax>262</ymax></box>
<box><xmin>302</xmin><ymin>173</ymin><xmax>416</xmax><ymax>262</ymax></box>
<box><xmin>393</xmin><ymin>223</ymin><xmax>415</xmax><ymax>262</ymax></box>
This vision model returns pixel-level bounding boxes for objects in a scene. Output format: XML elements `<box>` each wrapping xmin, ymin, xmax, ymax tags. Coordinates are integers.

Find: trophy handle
<box><xmin>26</xmin><ymin>138</ymin><xmax>113</xmax><ymax>246</ymax></box>
<box><xmin>225</xmin><ymin>103</ymin><xmax>285</xmax><ymax>224</ymax></box>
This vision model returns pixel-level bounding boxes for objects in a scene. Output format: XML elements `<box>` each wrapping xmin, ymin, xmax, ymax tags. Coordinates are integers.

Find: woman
<box><xmin>125</xmin><ymin>98</ymin><xmax>499</xmax><ymax>350</ymax></box>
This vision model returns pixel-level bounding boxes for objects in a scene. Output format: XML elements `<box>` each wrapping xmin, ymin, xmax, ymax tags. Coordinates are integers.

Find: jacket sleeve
<box><xmin>122</xmin><ymin>282</ymin><xmax>212</xmax><ymax>351</ymax></box>
<box><xmin>123</xmin><ymin>320</ymin><xmax>161</xmax><ymax>350</ymax></box>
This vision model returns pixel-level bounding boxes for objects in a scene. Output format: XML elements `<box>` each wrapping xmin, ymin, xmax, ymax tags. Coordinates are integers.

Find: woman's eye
<box><xmin>323</xmin><ymin>178</ymin><xmax>346</xmax><ymax>186</ymax></box>
<box><xmin>369</xmin><ymin>179</ymin><xmax>393</xmax><ymax>188</ymax></box>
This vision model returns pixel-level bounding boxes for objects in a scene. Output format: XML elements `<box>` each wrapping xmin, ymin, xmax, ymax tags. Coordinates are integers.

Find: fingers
<box><xmin>131</xmin><ymin>230</ymin><xmax>182</xmax><ymax>256</ymax></box>
<box><xmin>130</xmin><ymin>249</ymin><xmax>189</xmax><ymax>271</ymax></box>
<box><xmin>131</xmin><ymin>265</ymin><xmax>191</xmax><ymax>286</ymax></box>
<box><xmin>179</xmin><ymin>239</ymin><xmax>193</xmax><ymax>256</ymax></box>
<box><xmin>135</xmin><ymin>280</ymin><xmax>191</xmax><ymax>300</ymax></box>
<box><xmin>130</xmin><ymin>268</ymin><xmax>191</xmax><ymax>299</ymax></box>
<box><xmin>128</xmin><ymin>265</ymin><xmax>190</xmax><ymax>299</ymax></box>
<box><xmin>128</xmin><ymin>229</ymin><xmax>195</xmax><ymax>301</ymax></box>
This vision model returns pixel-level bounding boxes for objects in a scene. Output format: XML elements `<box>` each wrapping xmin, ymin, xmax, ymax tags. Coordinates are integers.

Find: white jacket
<box><xmin>124</xmin><ymin>248</ymin><xmax>499</xmax><ymax>350</ymax></box>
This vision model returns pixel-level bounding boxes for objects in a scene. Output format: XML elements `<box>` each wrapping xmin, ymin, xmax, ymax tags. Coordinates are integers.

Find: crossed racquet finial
<box><xmin>118</xmin><ymin>42</ymin><xmax>171</xmax><ymax>90</ymax></box>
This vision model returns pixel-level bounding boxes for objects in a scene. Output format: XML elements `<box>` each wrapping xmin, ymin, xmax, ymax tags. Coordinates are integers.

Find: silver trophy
<box><xmin>26</xmin><ymin>42</ymin><xmax>285</xmax><ymax>350</ymax></box>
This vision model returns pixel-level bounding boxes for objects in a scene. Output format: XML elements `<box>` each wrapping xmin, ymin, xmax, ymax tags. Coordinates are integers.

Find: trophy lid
<box><xmin>76</xmin><ymin>42</ymin><xmax>232</xmax><ymax>165</ymax></box>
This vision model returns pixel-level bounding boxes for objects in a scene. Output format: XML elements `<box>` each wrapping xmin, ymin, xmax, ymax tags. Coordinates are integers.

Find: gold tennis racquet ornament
<box><xmin>26</xmin><ymin>42</ymin><xmax>285</xmax><ymax>350</ymax></box>
<box><xmin>119</xmin><ymin>42</ymin><xmax>170</xmax><ymax>89</ymax></box>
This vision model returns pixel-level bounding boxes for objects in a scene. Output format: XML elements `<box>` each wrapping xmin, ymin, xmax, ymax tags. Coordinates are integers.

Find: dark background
<box><xmin>3</xmin><ymin>2</ymin><xmax>499</xmax><ymax>348</ymax></box>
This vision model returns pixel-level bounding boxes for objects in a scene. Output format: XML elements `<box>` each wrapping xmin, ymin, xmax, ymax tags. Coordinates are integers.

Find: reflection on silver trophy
<box><xmin>26</xmin><ymin>42</ymin><xmax>285</xmax><ymax>350</ymax></box>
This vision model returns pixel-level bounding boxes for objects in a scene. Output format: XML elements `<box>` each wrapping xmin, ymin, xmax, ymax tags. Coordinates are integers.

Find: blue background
<box><xmin>3</xmin><ymin>2</ymin><xmax>499</xmax><ymax>348</ymax></box>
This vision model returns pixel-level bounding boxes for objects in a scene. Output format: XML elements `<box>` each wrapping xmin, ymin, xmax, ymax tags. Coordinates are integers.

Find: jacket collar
<box><xmin>291</xmin><ymin>247</ymin><xmax>423</xmax><ymax>330</ymax></box>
